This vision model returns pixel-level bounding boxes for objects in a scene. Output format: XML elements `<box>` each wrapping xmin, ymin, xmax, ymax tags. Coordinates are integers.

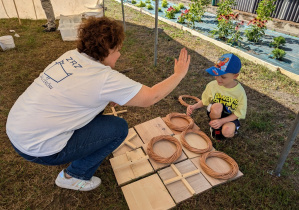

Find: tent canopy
<box><xmin>0</xmin><ymin>0</ymin><xmax>102</xmax><ymax>19</ymax></box>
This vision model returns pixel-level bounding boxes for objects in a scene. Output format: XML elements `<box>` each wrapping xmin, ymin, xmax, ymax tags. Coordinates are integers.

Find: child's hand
<box><xmin>186</xmin><ymin>105</ymin><xmax>194</xmax><ymax>116</ymax></box>
<box><xmin>209</xmin><ymin>119</ymin><xmax>223</xmax><ymax>129</ymax></box>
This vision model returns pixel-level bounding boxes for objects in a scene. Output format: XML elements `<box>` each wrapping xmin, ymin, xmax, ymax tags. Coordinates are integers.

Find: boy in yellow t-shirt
<box><xmin>187</xmin><ymin>53</ymin><xmax>247</xmax><ymax>141</ymax></box>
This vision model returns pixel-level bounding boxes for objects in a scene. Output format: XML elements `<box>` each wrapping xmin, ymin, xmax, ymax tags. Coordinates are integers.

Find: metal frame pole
<box><xmin>154</xmin><ymin>0</ymin><xmax>159</xmax><ymax>66</ymax></box>
<box><xmin>274</xmin><ymin>112</ymin><xmax>299</xmax><ymax>176</ymax></box>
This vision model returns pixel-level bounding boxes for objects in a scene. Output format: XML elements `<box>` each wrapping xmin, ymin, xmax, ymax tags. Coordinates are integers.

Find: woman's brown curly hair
<box><xmin>77</xmin><ymin>17</ymin><xmax>125</xmax><ymax>61</ymax></box>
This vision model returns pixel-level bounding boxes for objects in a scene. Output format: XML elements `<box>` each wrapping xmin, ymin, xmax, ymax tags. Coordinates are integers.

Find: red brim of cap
<box><xmin>205</xmin><ymin>66</ymin><xmax>227</xmax><ymax>76</ymax></box>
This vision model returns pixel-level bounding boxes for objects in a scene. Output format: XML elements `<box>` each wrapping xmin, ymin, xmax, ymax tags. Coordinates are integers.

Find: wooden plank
<box><xmin>121</xmin><ymin>174</ymin><xmax>176</xmax><ymax>210</ymax></box>
<box><xmin>134</xmin><ymin>117</ymin><xmax>174</xmax><ymax>144</ymax></box>
<box><xmin>162</xmin><ymin>116</ymin><xmax>200</xmax><ymax>135</ymax></box>
<box><xmin>191</xmin><ymin>156</ymin><xmax>243</xmax><ymax>187</ymax></box>
<box><xmin>110</xmin><ymin>148</ymin><xmax>154</xmax><ymax>186</ymax></box>
<box><xmin>142</xmin><ymin>140</ymin><xmax>187</xmax><ymax>171</ymax></box>
<box><xmin>158</xmin><ymin>159</ymin><xmax>212</xmax><ymax>203</ymax></box>
<box><xmin>173</xmin><ymin>134</ymin><xmax>215</xmax><ymax>159</ymax></box>
<box><xmin>113</xmin><ymin>128</ymin><xmax>144</xmax><ymax>157</ymax></box>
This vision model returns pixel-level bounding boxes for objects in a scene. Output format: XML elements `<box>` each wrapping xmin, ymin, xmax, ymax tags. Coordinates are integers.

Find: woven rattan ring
<box><xmin>180</xmin><ymin>129</ymin><xmax>212</xmax><ymax>154</ymax></box>
<box><xmin>200</xmin><ymin>151</ymin><xmax>239</xmax><ymax>180</ymax></box>
<box><xmin>147</xmin><ymin>135</ymin><xmax>182</xmax><ymax>164</ymax></box>
<box><xmin>164</xmin><ymin>112</ymin><xmax>194</xmax><ymax>132</ymax></box>
<box><xmin>178</xmin><ymin>95</ymin><xmax>201</xmax><ymax>107</ymax></box>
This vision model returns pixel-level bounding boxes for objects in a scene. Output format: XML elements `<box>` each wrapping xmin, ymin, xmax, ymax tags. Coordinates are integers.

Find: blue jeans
<box><xmin>12</xmin><ymin>114</ymin><xmax>128</xmax><ymax>180</ymax></box>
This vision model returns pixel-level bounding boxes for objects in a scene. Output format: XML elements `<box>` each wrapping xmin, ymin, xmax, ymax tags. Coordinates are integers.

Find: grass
<box><xmin>0</xmin><ymin>0</ymin><xmax>299</xmax><ymax>209</ymax></box>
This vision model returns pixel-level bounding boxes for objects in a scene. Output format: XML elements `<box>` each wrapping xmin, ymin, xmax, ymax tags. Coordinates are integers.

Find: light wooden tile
<box><xmin>121</xmin><ymin>174</ymin><xmax>176</xmax><ymax>210</ymax></box>
<box><xmin>173</xmin><ymin>134</ymin><xmax>215</xmax><ymax>159</ymax></box>
<box><xmin>162</xmin><ymin>116</ymin><xmax>201</xmax><ymax>135</ymax></box>
<box><xmin>158</xmin><ymin>160</ymin><xmax>212</xmax><ymax>203</ymax></box>
<box><xmin>191</xmin><ymin>156</ymin><xmax>243</xmax><ymax>186</ymax></box>
<box><xmin>134</xmin><ymin>117</ymin><xmax>174</xmax><ymax>144</ymax></box>
<box><xmin>110</xmin><ymin>148</ymin><xmax>154</xmax><ymax>186</ymax></box>
<box><xmin>113</xmin><ymin>128</ymin><xmax>144</xmax><ymax>157</ymax></box>
<box><xmin>142</xmin><ymin>139</ymin><xmax>187</xmax><ymax>171</ymax></box>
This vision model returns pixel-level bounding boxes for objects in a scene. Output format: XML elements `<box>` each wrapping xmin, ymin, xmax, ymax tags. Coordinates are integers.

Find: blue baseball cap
<box><xmin>205</xmin><ymin>54</ymin><xmax>241</xmax><ymax>76</ymax></box>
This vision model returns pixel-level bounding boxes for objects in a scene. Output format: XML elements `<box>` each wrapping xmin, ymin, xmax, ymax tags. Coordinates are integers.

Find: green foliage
<box><xmin>245</xmin><ymin>24</ymin><xmax>266</xmax><ymax>43</ymax></box>
<box><xmin>212</xmin><ymin>17</ymin><xmax>235</xmax><ymax>39</ymax></box>
<box><xmin>270</xmin><ymin>36</ymin><xmax>286</xmax><ymax>48</ymax></box>
<box><xmin>146</xmin><ymin>4</ymin><xmax>153</xmax><ymax>10</ymax></box>
<box><xmin>227</xmin><ymin>21</ymin><xmax>244</xmax><ymax>46</ymax></box>
<box><xmin>165</xmin><ymin>6</ymin><xmax>176</xmax><ymax>19</ymax></box>
<box><xmin>173</xmin><ymin>5</ymin><xmax>181</xmax><ymax>13</ymax></box>
<box><xmin>178</xmin><ymin>3</ymin><xmax>185</xmax><ymax>9</ymax></box>
<box><xmin>216</xmin><ymin>0</ymin><xmax>236</xmax><ymax>17</ymax></box>
<box><xmin>158</xmin><ymin>7</ymin><xmax>162</xmax><ymax>12</ymax></box>
<box><xmin>131</xmin><ymin>0</ymin><xmax>136</xmax><ymax>4</ymax></box>
<box><xmin>136</xmin><ymin>1</ymin><xmax>146</xmax><ymax>7</ymax></box>
<box><xmin>161</xmin><ymin>0</ymin><xmax>168</xmax><ymax>8</ymax></box>
<box><xmin>145</xmin><ymin>0</ymin><xmax>151</xmax><ymax>3</ymax></box>
<box><xmin>256</xmin><ymin>0</ymin><xmax>277</xmax><ymax>21</ymax></box>
<box><xmin>186</xmin><ymin>0</ymin><xmax>210</xmax><ymax>26</ymax></box>
<box><xmin>271</xmin><ymin>48</ymin><xmax>286</xmax><ymax>60</ymax></box>
<box><xmin>246</xmin><ymin>0</ymin><xmax>276</xmax><ymax>42</ymax></box>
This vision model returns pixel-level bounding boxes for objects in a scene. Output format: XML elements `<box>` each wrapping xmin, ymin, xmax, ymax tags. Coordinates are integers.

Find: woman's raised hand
<box><xmin>174</xmin><ymin>48</ymin><xmax>191</xmax><ymax>77</ymax></box>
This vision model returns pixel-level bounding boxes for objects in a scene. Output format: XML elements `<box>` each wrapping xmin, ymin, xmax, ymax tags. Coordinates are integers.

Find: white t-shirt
<box><xmin>6</xmin><ymin>50</ymin><xmax>142</xmax><ymax>157</ymax></box>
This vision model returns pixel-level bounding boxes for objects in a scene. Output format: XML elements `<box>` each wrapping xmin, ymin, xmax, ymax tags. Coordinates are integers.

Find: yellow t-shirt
<box><xmin>201</xmin><ymin>80</ymin><xmax>247</xmax><ymax>119</ymax></box>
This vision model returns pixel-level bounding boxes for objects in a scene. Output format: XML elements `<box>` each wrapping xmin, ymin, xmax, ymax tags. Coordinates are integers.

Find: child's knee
<box><xmin>222</xmin><ymin>124</ymin><xmax>235</xmax><ymax>138</ymax></box>
<box><xmin>210</xmin><ymin>103</ymin><xmax>223</xmax><ymax>115</ymax></box>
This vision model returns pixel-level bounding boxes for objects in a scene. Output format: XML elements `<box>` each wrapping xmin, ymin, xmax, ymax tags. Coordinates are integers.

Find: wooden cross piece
<box><xmin>113</xmin><ymin>154</ymin><xmax>150</xmax><ymax>170</ymax></box>
<box><xmin>113</xmin><ymin>133</ymin><xmax>138</xmax><ymax>153</ymax></box>
<box><xmin>163</xmin><ymin>164</ymin><xmax>200</xmax><ymax>195</ymax></box>
<box><xmin>106</xmin><ymin>107</ymin><xmax>127</xmax><ymax>116</ymax></box>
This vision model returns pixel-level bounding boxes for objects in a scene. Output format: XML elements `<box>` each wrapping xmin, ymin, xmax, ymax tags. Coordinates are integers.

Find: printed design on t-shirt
<box><xmin>44</xmin><ymin>60</ymin><xmax>73</xmax><ymax>83</ymax></box>
<box><xmin>212</xmin><ymin>93</ymin><xmax>238</xmax><ymax>112</ymax></box>
<box><xmin>43</xmin><ymin>57</ymin><xmax>83</xmax><ymax>83</ymax></box>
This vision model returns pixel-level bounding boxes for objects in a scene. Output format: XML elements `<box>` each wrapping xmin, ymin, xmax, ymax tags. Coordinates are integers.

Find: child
<box><xmin>187</xmin><ymin>53</ymin><xmax>247</xmax><ymax>140</ymax></box>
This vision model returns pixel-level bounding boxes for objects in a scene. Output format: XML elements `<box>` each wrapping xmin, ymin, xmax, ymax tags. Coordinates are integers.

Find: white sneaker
<box><xmin>55</xmin><ymin>170</ymin><xmax>101</xmax><ymax>191</ymax></box>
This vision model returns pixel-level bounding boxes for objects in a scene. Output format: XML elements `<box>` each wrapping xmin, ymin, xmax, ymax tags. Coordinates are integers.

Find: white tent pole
<box><xmin>12</xmin><ymin>0</ymin><xmax>21</xmax><ymax>24</ymax></box>
<box><xmin>121</xmin><ymin>0</ymin><xmax>126</xmax><ymax>31</ymax></box>
<box><xmin>154</xmin><ymin>0</ymin><xmax>159</xmax><ymax>66</ymax></box>
<box><xmin>32</xmin><ymin>0</ymin><xmax>38</xmax><ymax>19</ymax></box>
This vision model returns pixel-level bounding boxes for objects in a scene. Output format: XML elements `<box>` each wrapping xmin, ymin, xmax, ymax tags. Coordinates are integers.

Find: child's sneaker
<box><xmin>210</xmin><ymin>127</ymin><xmax>225</xmax><ymax>141</ymax></box>
<box><xmin>55</xmin><ymin>170</ymin><xmax>101</xmax><ymax>191</ymax></box>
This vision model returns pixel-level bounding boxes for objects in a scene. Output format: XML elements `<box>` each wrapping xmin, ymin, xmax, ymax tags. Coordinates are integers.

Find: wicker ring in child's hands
<box><xmin>178</xmin><ymin>95</ymin><xmax>200</xmax><ymax>107</ymax></box>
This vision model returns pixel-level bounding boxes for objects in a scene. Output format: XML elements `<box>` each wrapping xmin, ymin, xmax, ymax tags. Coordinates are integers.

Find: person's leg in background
<box><xmin>40</xmin><ymin>0</ymin><xmax>56</xmax><ymax>32</ymax></box>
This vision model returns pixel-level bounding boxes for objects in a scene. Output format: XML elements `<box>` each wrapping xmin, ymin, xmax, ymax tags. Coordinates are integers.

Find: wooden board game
<box><xmin>173</xmin><ymin>134</ymin><xmax>215</xmax><ymax>159</ymax></box>
<box><xmin>121</xmin><ymin>174</ymin><xmax>176</xmax><ymax>210</ymax></box>
<box><xmin>162</xmin><ymin>115</ymin><xmax>201</xmax><ymax>135</ymax></box>
<box><xmin>110</xmin><ymin>148</ymin><xmax>154</xmax><ymax>186</ymax></box>
<box><xmin>142</xmin><ymin>139</ymin><xmax>187</xmax><ymax>171</ymax></box>
<box><xmin>134</xmin><ymin>117</ymin><xmax>174</xmax><ymax>144</ymax></box>
<box><xmin>191</xmin><ymin>156</ymin><xmax>243</xmax><ymax>186</ymax></box>
<box><xmin>113</xmin><ymin>128</ymin><xmax>144</xmax><ymax>157</ymax></box>
<box><xmin>158</xmin><ymin>159</ymin><xmax>212</xmax><ymax>203</ymax></box>
<box><xmin>110</xmin><ymin>115</ymin><xmax>243</xmax><ymax>209</ymax></box>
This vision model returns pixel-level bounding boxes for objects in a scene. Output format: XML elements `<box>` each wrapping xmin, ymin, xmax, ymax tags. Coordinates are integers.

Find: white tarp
<box><xmin>0</xmin><ymin>0</ymin><xmax>102</xmax><ymax>19</ymax></box>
